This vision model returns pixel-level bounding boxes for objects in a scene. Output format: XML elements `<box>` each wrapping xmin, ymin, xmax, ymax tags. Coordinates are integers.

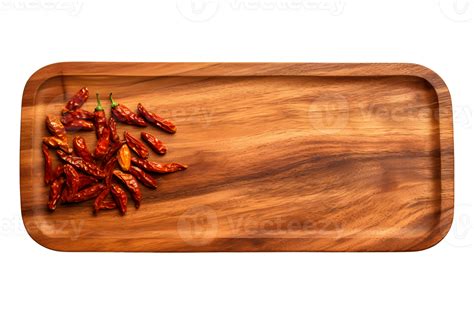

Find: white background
<box><xmin>1</xmin><ymin>0</ymin><xmax>473</xmax><ymax>311</ymax></box>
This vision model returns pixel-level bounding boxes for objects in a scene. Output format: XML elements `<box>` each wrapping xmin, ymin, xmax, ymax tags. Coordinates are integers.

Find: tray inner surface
<box><xmin>21</xmin><ymin>73</ymin><xmax>444</xmax><ymax>251</ymax></box>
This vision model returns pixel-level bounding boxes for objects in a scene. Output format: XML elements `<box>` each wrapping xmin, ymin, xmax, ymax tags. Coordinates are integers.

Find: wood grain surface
<box><xmin>20</xmin><ymin>63</ymin><xmax>454</xmax><ymax>251</ymax></box>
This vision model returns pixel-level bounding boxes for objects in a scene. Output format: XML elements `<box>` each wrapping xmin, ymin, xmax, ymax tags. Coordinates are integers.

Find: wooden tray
<box><xmin>20</xmin><ymin>63</ymin><xmax>454</xmax><ymax>252</ymax></box>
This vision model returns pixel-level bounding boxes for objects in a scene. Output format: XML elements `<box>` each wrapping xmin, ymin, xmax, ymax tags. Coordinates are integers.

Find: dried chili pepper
<box><xmin>42</xmin><ymin>87</ymin><xmax>189</xmax><ymax>217</ymax></box>
<box><xmin>52</xmin><ymin>164</ymin><xmax>64</xmax><ymax>181</ymax></box>
<box><xmin>48</xmin><ymin>176</ymin><xmax>65</xmax><ymax>211</ymax></box>
<box><xmin>109</xmin><ymin>93</ymin><xmax>147</xmax><ymax>127</ymax></box>
<box><xmin>102</xmin><ymin>140</ymin><xmax>124</xmax><ymax>167</ymax></box>
<box><xmin>94</xmin><ymin>127</ymin><xmax>110</xmax><ymax>159</ymax></box>
<box><xmin>124</xmin><ymin>131</ymin><xmax>149</xmax><ymax>159</ymax></box>
<box><xmin>94</xmin><ymin>189</ymin><xmax>116</xmax><ymax>213</ymax></box>
<box><xmin>111</xmin><ymin>183</ymin><xmax>127</xmax><ymax>214</ymax></box>
<box><xmin>63</xmin><ymin>119</ymin><xmax>94</xmax><ymax>132</ymax></box>
<box><xmin>61</xmin><ymin>164</ymin><xmax>81</xmax><ymax>201</ymax></box>
<box><xmin>49</xmin><ymin>165</ymin><xmax>65</xmax><ymax>202</ymax></box>
<box><xmin>94</xmin><ymin>93</ymin><xmax>107</xmax><ymax>138</ymax></box>
<box><xmin>141</xmin><ymin>132</ymin><xmax>167</xmax><ymax>155</ymax></box>
<box><xmin>101</xmin><ymin>200</ymin><xmax>117</xmax><ymax>209</ymax></box>
<box><xmin>94</xmin><ymin>189</ymin><xmax>109</xmax><ymax>205</ymax></box>
<box><xmin>43</xmin><ymin>136</ymin><xmax>72</xmax><ymax>153</ymax></box>
<box><xmin>65</xmin><ymin>183</ymin><xmax>106</xmax><ymax>203</ymax></box>
<box><xmin>57</xmin><ymin>150</ymin><xmax>105</xmax><ymax>178</ymax></box>
<box><xmin>44</xmin><ymin>115</ymin><xmax>72</xmax><ymax>152</ymax></box>
<box><xmin>45</xmin><ymin>115</ymin><xmax>67</xmax><ymax>140</ymax></box>
<box><xmin>42</xmin><ymin>143</ymin><xmax>53</xmax><ymax>185</ymax></box>
<box><xmin>64</xmin><ymin>87</ymin><xmax>89</xmax><ymax>111</ymax></box>
<box><xmin>60</xmin><ymin>109</ymin><xmax>94</xmax><ymax>124</ymax></box>
<box><xmin>131</xmin><ymin>157</ymin><xmax>187</xmax><ymax>173</ymax></box>
<box><xmin>104</xmin><ymin>157</ymin><xmax>117</xmax><ymax>187</ymax></box>
<box><xmin>137</xmin><ymin>103</ymin><xmax>177</xmax><ymax>134</ymax></box>
<box><xmin>77</xmin><ymin>174</ymin><xmax>98</xmax><ymax>190</ymax></box>
<box><xmin>117</xmin><ymin>144</ymin><xmax>131</xmax><ymax>171</ymax></box>
<box><xmin>108</xmin><ymin>117</ymin><xmax>120</xmax><ymax>143</ymax></box>
<box><xmin>113</xmin><ymin>170</ymin><xmax>142</xmax><ymax>208</ymax></box>
<box><xmin>63</xmin><ymin>164</ymin><xmax>80</xmax><ymax>195</ymax></box>
<box><xmin>72</xmin><ymin>136</ymin><xmax>94</xmax><ymax>163</ymax></box>
<box><xmin>129</xmin><ymin>166</ymin><xmax>158</xmax><ymax>189</ymax></box>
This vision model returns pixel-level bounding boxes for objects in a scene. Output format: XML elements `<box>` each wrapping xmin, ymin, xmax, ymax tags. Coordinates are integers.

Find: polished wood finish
<box><xmin>20</xmin><ymin>63</ymin><xmax>454</xmax><ymax>251</ymax></box>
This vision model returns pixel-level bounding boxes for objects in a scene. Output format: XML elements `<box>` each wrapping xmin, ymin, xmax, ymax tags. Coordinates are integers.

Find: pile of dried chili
<box><xmin>61</xmin><ymin>88</ymin><xmax>95</xmax><ymax>131</ymax></box>
<box><xmin>42</xmin><ymin>88</ymin><xmax>187</xmax><ymax>216</ymax></box>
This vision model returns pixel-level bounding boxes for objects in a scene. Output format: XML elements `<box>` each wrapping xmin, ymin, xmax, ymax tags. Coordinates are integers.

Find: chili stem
<box><xmin>95</xmin><ymin>93</ymin><xmax>104</xmax><ymax>111</ymax></box>
<box><xmin>109</xmin><ymin>93</ymin><xmax>119</xmax><ymax>108</ymax></box>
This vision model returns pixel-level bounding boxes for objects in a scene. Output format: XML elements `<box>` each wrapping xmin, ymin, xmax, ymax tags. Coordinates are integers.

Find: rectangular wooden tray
<box><xmin>20</xmin><ymin>63</ymin><xmax>454</xmax><ymax>251</ymax></box>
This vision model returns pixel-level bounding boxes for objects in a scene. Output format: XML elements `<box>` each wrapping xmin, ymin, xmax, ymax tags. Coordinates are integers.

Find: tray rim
<box><xmin>20</xmin><ymin>62</ymin><xmax>454</xmax><ymax>252</ymax></box>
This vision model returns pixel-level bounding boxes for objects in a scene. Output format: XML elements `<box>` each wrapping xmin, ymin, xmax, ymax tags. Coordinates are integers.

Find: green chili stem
<box><xmin>95</xmin><ymin>93</ymin><xmax>104</xmax><ymax>111</ymax></box>
<box><xmin>110</xmin><ymin>93</ymin><xmax>119</xmax><ymax>108</ymax></box>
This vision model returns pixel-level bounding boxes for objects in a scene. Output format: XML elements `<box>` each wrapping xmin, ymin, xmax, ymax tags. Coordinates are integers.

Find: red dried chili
<box><xmin>109</xmin><ymin>93</ymin><xmax>147</xmax><ymax>127</ymax></box>
<box><xmin>94</xmin><ymin>189</ymin><xmax>117</xmax><ymax>213</ymax></box>
<box><xmin>60</xmin><ymin>109</ymin><xmax>94</xmax><ymax>124</ymax></box>
<box><xmin>94</xmin><ymin>93</ymin><xmax>107</xmax><ymax>138</ymax></box>
<box><xmin>104</xmin><ymin>157</ymin><xmax>117</xmax><ymax>187</ymax></box>
<box><xmin>72</xmin><ymin>136</ymin><xmax>94</xmax><ymax>163</ymax></box>
<box><xmin>61</xmin><ymin>164</ymin><xmax>81</xmax><ymax>201</ymax></box>
<box><xmin>42</xmin><ymin>143</ymin><xmax>53</xmax><ymax>185</ymax></box>
<box><xmin>46</xmin><ymin>115</ymin><xmax>67</xmax><ymax>140</ymax></box>
<box><xmin>57</xmin><ymin>150</ymin><xmax>105</xmax><ymax>178</ymax></box>
<box><xmin>124</xmin><ymin>131</ymin><xmax>149</xmax><ymax>159</ymax></box>
<box><xmin>129</xmin><ymin>165</ymin><xmax>158</xmax><ymax>189</ymax></box>
<box><xmin>63</xmin><ymin>164</ymin><xmax>80</xmax><ymax>195</ymax></box>
<box><xmin>44</xmin><ymin>115</ymin><xmax>72</xmax><ymax>153</ymax></box>
<box><xmin>63</xmin><ymin>119</ymin><xmax>94</xmax><ymax>132</ymax></box>
<box><xmin>137</xmin><ymin>103</ymin><xmax>177</xmax><ymax>134</ymax></box>
<box><xmin>94</xmin><ymin>127</ymin><xmax>110</xmax><ymax>159</ymax></box>
<box><xmin>101</xmin><ymin>200</ymin><xmax>117</xmax><ymax>210</ymax></box>
<box><xmin>77</xmin><ymin>174</ymin><xmax>98</xmax><ymax>190</ymax></box>
<box><xmin>111</xmin><ymin>183</ymin><xmax>127</xmax><ymax>214</ymax></box>
<box><xmin>113</xmin><ymin>170</ymin><xmax>142</xmax><ymax>208</ymax></box>
<box><xmin>52</xmin><ymin>164</ymin><xmax>64</xmax><ymax>181</ymax></box>
<box><xmin>108</xmin><ymin>117</ymin><xmax>120</xmax><ymax>143</ymax></box>
<box><xmin>141</xmin><ymin>132</ymin><xmax>167</xmax><ymax>155</ymax></box>
<box><xmin>48</xmin><ymin>176</ymin><xmax>65</xmax><ymax>211</ymax></box>
<box><xmin>65</xmin><ymin>183</ymin><xmax>106</xmax><ymax>203</ymax></box>
<box><xmin>43</xmin><ymin>136</ymin><xmax>72</xmax><ymax>154</ymax></box>
<box><xmin>64</xmin><ymin>87</ymin><xmax>89</xmax><ymax>112</ymax></box>
<box><xmin>102</xmin><ymin>140</ymin><xmax>124</xmax><ymax>167</ymax></box>
<box><xmin>131</xmin><ymin>157</ymin><xmax>187</xmax><ymax>173</ymax></box>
